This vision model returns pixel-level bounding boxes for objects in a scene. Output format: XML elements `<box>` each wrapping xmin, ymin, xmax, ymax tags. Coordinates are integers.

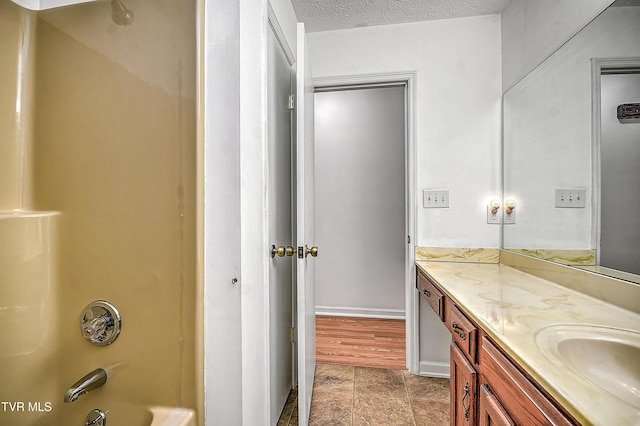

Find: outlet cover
<box><xmin>504</xmin><ymin>210</ymin><xmax>516</xmax><ymax>224</ymax></box>
<box><xmin>423</xmin><ymin>190</ymin><xmax>449</xmax><ymax>208</ymax></box>
<box><xmin>487</xmin><ymin>206</ymin><xmax>501</xmax><ymax>224</ymax></box>
<box><xmin>555</xmin><ymin>188</ymin><xmax>586</xmax><ymax>208</ymax></box>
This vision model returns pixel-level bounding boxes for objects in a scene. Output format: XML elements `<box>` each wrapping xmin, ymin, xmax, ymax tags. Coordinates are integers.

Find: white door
<box><xmin>295</xmin><ymin>22</ymin><xmax>316</xmax><ymax>426</ymax></box>
<box><xmin>267</xmin><ymin>24</ymin><xmax>294</xmax><ymax>425</ymax></box>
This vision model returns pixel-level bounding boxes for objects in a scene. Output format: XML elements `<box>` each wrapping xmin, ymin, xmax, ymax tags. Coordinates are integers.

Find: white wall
<box><xmin>501</xmin><ymin>0</ymin><xmax>613</xmax><ymax>92</ymax></box>
<box><xmin>204</xmin><ymin>0</ymin><xmax>298</xmax><ymax>424</ymax></box>
<box><xmin>204</xmin><ymin>0</ymin><xmax>242</xmax><ymax>423</ymax></box>
<box><xmin>309</xmin><ymin>15</ymin><xmax>503</xmax><ymax>249</ymax></box>
<box><xmin>503</xmin><ymin>6</ymin><xmax>640</xmax><ymax>250</ymax></box>
<box><xmin>308</xmin><ymin>15</ymin><xmax>502</xmax><ymax>375</ymax></box>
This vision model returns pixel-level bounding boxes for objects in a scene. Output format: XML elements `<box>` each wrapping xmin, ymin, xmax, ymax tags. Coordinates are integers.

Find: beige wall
<box><xmin>0</xmin><ymin>1</ymin><xmax>36</xmax><ymax>211</ymax></box>
<box><xmin>0</xmin><ymin>0</ymin><xmax>199</xmax><ymax>424</ymax></box>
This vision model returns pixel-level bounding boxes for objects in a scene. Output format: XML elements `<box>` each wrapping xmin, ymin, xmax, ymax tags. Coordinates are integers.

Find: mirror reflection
<box><xmin>503</xmin><ymin>2</ymin><xmax>640</xmax><ymax>283</ymax></box>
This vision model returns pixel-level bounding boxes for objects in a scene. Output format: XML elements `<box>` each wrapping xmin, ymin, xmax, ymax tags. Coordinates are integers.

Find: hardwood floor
<box><xmin>315</xmin><ymin>315</ymin><xmax>406</xmax><ymax>369</ymax></box>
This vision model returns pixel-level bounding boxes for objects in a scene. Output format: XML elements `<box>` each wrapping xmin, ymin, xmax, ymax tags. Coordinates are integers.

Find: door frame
<box><xmin>591</xmin><ymin>57</ymin><xmax>640</xmax><ymax>264</ymax></box>
<box><xmin>314</xmin><ymin>72</ymin><xmax>419</xmax><ymax>373</ymax></box>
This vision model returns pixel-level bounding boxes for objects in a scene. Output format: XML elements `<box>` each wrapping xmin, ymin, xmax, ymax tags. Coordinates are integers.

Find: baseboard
<box><xmin>315</xmin><ymin>305</ymin><xmax>405</xmax><ymax>320</ymax></box>
<box><xmin>418</xmin><ymin>360</ymin><xmax>450</xmax><ymax>378</ymax></box>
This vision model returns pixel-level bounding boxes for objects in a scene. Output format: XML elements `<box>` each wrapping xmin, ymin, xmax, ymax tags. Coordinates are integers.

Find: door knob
<box><xmin>305</xmin><ymin>245</ymin><xmax>318</xmax><ymax>257</ymax></box>
<box><xmin>271</xmin><ymin>245</ymin><xmax>295</xmax><ymax>258</ymax></box>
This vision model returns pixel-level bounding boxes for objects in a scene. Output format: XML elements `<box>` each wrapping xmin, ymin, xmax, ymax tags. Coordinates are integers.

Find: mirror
<box><xmin>503</xmin><ymin>2</ymin><xmax>640</xmax><ymax>284</ymax></box>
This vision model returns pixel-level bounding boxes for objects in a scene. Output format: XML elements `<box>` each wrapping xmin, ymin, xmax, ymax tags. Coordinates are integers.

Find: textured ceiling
<box><xmin>291</xmin><ymin>0</ymin><xmax>512</xmax><ymax>32</ymax></box>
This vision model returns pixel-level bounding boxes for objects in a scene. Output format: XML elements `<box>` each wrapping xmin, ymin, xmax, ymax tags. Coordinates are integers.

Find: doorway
<box><xmin>594</xmin><ymin>59</ymin><xmax>640</xmax><ymax>276</ymax></box>
<box><xmin>599</xmin><ymin>70</ymin><xmax>640</xmax><ymax>275</ymax></box>
<box><xmin>313</xmin><ymin>78</ymin><xmax>417</xmax><ymax>370</ymax></box>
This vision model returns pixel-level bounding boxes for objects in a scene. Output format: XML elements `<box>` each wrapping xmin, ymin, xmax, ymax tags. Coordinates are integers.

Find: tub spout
<box><xmin>64</xmin><ymin>368</ymin><xmax>107</xmax><ymax>403</ymax></box>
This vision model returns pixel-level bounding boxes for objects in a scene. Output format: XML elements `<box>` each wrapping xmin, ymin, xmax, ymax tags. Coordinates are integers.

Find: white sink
<box><xmin>535</xmin><ymin>324</ymin><xmax>640</xmax><ymax>409</ymax></box>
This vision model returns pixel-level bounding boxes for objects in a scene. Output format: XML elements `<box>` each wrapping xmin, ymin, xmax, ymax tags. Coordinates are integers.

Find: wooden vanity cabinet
<box><xmin>478</xmin><ymin>383</ymin><xmax>514</xmax><ymax>426</ymax></box>
<box><xmin>416</xmin><ymin>268</ymin><xmax>578</xmax><ymax>426</ymax></box>
<box><xmin>451</xmin><ymin>342</ymin><xmax>477</xmax><ymax>426</ymax></box>
<box><xmin>479</xmin><ymin>336</ymin><xmax>576</xmax><ymax>426</ymax></box>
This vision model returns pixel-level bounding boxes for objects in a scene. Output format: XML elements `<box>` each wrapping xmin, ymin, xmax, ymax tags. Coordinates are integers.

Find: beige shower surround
<box><xmin>0</xmin><ymin>0</ymin><xmax>202</xmax><ymax>424</ymax></box>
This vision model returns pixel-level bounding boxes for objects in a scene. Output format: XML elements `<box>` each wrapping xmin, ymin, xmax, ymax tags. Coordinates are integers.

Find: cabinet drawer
<box><xmin>450</xmin><ymin>304</ymin><xmax>477</xmax><ymax>362</ymax></box>
<box><xmin>417</xmin><ymin>270</ymin><xmax>444</xmax><ymax>321</ymax></box>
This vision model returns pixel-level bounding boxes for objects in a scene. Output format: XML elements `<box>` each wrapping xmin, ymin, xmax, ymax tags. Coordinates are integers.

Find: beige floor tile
<box><xmin>279</xmin><ymin>363</ymin><xmax>452</xmax><ymax>425</ymax></box>
<box><xmin>402</xmin><ymin>371</ymin><xmax>450</xmax><ymax>404</ymax></box>
<box><xmin>277</xmin><ymin>388</ymin><xmax>298</xmax><ymax>426</ymax></box>
<box><xmin>410</xmin><ymin>400</ymin><xmax>450</xmax><ymax>426</ymax></box>
<box><xmin>354</xmin><ymin>367</ymin><xmax>407</xmax><ymax>399</ymax></box>
<box><xmin>314</xmin><ymin>363</ymin><xmax>355</xmax><ymax>394</ymax></box>
<box><xmin>309</xmin><ymin>390</ymin><xmax>353</xmax><ymax>426</ymax></box>
<box><xmin>290</xmin><ymin>402</ymin><xmax>299</xmax><ymax>425</ymax></box>
<box><xmin>353</xmin><ymin>393</ymin><xmax>415</xmax><ymax>426</ymax></box>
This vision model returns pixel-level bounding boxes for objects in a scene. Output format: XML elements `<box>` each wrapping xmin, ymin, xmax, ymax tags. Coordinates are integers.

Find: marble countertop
<box><xmin>416</xmin><ymin>260</ymin><xmax>640</xmax><ymax>426</ymax></box>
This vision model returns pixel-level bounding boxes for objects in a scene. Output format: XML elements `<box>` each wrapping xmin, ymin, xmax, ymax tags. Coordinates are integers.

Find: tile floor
<box><xmin>277</xmin><ymin>363</ymin><xmax>450</xmax><ymax>425</ymax></box>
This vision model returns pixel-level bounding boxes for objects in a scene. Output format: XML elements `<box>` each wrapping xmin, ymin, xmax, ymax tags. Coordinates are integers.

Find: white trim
<box><xmin>239</xmin><ymin>0</ymin><xmax>270</xmax><ymax>424</ymax></box>
<box><xmin>419</xmin><ymin>361</ymin><xmax>450</xmax><ymax>378</ymax></box>
<box><xmin>267</xmin><ymin>3</ymin><xmax>295</xmax><ymax>66</ymax></box>
<box><xmin>591</xmin><ymin>57</ymin><xmax>640</xmax><ymax>264</ymax></box>
<box><xmin>314</xmin><ymin>71</ymin><xmax>419</xmax><ymax>373</ymax></box>
<box><xmin>315</xmin><ymin>306</ymin><xmax>406</xmax><ymax>320</ymax></box>
<box><xmin>315</xmin><ymin>72</ymin><xmax>417</xmax><ymax>89</ymax></box>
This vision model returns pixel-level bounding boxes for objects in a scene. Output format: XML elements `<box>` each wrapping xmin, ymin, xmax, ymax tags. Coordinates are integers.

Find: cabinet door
<box><xmin>479</xmin><ymin>384</ymin><xmax>515</xmax><ymax>426</ymax></box>
<box><xmin>451</xmin><ymin>343</ymin><xmax>476</xmax><ymax>426</ymax></box>
<box><xmin>479</xmin><ymin>336</ymin><xmax>577</xmax><ymax>425</ymax></box>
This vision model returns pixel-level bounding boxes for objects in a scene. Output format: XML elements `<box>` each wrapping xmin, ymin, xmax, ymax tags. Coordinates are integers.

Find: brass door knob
<box><xmin>271</xmin><ymin>245</ymin><xmax>295</xmax><ymax>258</ymax></box>
<box><xmin>305</xmin><ymin>245</ymin><xmax>318</xmax><ymax>257</ymax></box>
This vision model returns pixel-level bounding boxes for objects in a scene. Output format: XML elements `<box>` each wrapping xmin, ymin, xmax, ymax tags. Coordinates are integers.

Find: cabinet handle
<box><xmin>462</xmin><ymin>382</ymin><xmax>470</xmax><ymax>421</ymax></box>
<box><xmin>422</xmin><ymin>288</ymin><xmax>431</xmax><ymax>297</ymax></box>
<box><xmin>452</xmin><ymin>322</ymin><xmax>467</xmax><ymax>340</ymax></box>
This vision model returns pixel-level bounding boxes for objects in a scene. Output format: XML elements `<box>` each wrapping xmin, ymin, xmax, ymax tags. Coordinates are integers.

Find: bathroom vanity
<box><xmin>416</xmin><ymin>254</ymin><xmax>640</xmax><ymax>425</ymax></box>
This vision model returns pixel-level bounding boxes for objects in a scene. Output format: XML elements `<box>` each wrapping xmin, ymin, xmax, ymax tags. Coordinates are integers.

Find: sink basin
<box><xmin>535</xmin><ymin>324</ymin><xmax>640</xmax><ymax>409</ymax></box>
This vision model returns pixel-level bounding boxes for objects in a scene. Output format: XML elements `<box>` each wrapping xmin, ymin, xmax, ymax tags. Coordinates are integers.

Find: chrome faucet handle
<box><xmin>82</xmin><ymin>316</ymin><xmax>109</xmax><ymax>341</ymax></box>
<box><xmin>80</xmin><ymin>301</ymin><xmax>121</xmax><ymax>345</ymax></box>
<box><xmin>85</xmin><ymin>409</ymin><xmax>107</xmax><ymax>426</ymax></box>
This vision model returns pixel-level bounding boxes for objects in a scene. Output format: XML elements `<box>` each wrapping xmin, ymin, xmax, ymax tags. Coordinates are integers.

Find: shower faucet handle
<box><xmin>80</xmin><ymin>301</ymin><xmax>121</xmax><ymax>345</ymax></box>
<box><xmin>85</xmin><ymin>408</ymin><xmax>107</xmax><ymax>426</ymax></box>
<box><xmin>81</xmin><ymin>316</ymin><xmax>110</xmax><ymax>342</ymax></box>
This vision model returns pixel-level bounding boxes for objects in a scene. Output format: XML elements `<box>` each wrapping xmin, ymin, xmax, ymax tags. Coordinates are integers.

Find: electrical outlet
<box><xmin>504</xmin><ymin>210</ymin><xmax>516</xmax><ymax>224</ymax></box>
<box><xmin>487</xmin><ymin>205</ymin><xmax>501</xmax><ymax>224</ymax></box>
<box><xmin>423</xmin><ymin>190</ymin><xmax>449</xmax><ymax>208</ymax></box>
<box><xmin>555</xmin><ymin>188</ymin><xmax>586</xmax><ymax>208</ymax></box>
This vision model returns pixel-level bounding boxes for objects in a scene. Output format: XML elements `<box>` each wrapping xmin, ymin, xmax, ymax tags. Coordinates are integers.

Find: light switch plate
<box><xmin>423</xmin><ymin>190</ymin><xmax>449</xmax><ymax>208</ymax></box>
<box><xmin>555</xmin><ymin>188</ymin><xmax>586</xmax><ymax>208</ymax></box>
